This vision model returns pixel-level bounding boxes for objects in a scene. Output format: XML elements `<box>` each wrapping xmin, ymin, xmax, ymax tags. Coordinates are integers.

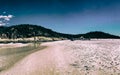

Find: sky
<box><xmin>0</xmin><ymin>0</ymin><xmax>120</xmax><ymax>35</ymax></box>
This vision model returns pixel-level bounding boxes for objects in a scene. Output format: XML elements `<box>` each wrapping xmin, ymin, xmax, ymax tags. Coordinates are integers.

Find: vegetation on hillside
<box><xmin>0</xmin><ymin>24</ymin><xmax>120</xmax><ymax>41</ymax></box>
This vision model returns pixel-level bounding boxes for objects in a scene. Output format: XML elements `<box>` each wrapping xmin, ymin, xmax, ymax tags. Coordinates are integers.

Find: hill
<box><xmin>0</xmin><ymin>24</ymin><xmax>120</xmax><ymax>40</ymax></box>
<box><xmin>0</xmin><ymin>24</ymin><xmax>65</xmax><ymax>39</ymax></box>
<box><xmin>76</xmin><ymin>31</ymin><xmax>120</xmax><ymax>39</ymax></box>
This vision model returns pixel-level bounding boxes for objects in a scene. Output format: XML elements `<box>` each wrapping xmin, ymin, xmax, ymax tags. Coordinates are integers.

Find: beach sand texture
<box><xmin>0</xmin><ymin>39</ymin><xmax>120</xmax><ymax>75</ymax></box>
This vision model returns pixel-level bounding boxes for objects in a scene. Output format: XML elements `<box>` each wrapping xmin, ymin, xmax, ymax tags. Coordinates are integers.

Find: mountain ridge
<box><xmin>0</xmin><ymin>24</ymin><xmax>120</xmax><ymax>40</ymax></box>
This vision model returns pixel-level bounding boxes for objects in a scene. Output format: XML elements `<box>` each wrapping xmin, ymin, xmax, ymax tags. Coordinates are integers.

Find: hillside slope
<box><xmin>0</xmin><ymin>24</ymin><xmax>120</xmax><ymax>39</ymax></box>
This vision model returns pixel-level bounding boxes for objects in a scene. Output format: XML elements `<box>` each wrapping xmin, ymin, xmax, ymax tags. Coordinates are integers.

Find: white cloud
<box><xmin>0</xmin><ymin>15</ymin><xmax>13</xmax><ymax>21</ymax></box>
<box><xmin>0</xmin><ymin>21</ymin><xmax>5</xmax><ymax>26</ymax></box>
<box><xmin>0</xmin><ymin>14</ymin><xmax>13</xmax><ymax>26</ymax></box>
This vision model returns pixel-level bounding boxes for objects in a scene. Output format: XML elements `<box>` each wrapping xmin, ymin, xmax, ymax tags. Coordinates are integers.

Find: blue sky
<box><xmin>0</xmin><ymin>0</ymin><xmax>120</xmax><ymax>36</ymax></box>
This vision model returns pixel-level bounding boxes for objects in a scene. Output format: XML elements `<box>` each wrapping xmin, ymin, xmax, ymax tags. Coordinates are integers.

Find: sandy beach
<box><xmin>0</xmin><ymin>39</ymin><xmax>120</xmax><ymax>75</ymax></box>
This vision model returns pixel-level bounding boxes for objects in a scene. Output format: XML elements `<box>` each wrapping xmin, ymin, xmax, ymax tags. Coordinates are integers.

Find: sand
<box><xmin>0</xmin><ymin>39</ymin><xmax>120</xmax><ymax>75</ymax></box>
<box><xmin>0</xmin><ymin>43</ymin><xmax>29</xmax><ymax>48</ymax></box>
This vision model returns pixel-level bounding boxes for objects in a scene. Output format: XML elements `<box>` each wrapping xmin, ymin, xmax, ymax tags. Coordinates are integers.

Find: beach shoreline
<box><xmin>0</xmin><ymin>39</ymin><xmax>120</xmax><ymax>75</ymax></box>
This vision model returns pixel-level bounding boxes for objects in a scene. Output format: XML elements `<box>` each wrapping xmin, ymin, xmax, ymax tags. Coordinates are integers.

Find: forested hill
<box><xmin>76</xmin><ymin>31</ymin><xmax>120</xmax><ymax>39</ymax></box>
<box><xmin>0</xmin><ymin>24</ymin><xmax>71</xmax><ymax>39</ymax></box>
<box><xmin>0</xmin><ymin>24</ymin><xmax>120</xmax><ymax>39</ymax></box>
